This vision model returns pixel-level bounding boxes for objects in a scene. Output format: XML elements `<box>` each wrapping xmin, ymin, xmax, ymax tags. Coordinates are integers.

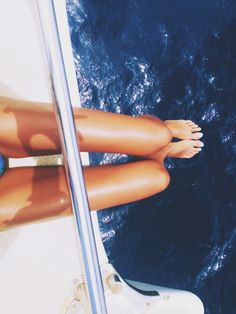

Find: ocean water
<box><xmin>66</xmin><ymin>1</ymin><xmax>236</xmax><ymax>313</ymax></box>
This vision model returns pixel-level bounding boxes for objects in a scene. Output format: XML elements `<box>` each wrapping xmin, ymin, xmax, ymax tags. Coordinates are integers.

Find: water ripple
<box><xmin>195</xmin><ymin>228</ymin><xmax>236</xmax><ymax>288</ymax></box>
<box><xmin>201</xmin><ymin>103</ymin><xmax>220</xmax><ymax>123</ymax></box>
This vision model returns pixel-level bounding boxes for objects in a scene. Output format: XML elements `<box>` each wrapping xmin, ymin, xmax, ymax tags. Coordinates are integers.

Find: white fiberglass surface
<box><xmin>0</xmin><ymin>1</ymin><xmax>104</xmax><ymax>313</ymax></box>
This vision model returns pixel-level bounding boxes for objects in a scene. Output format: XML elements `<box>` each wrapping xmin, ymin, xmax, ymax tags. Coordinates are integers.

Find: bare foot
<box><xmin>164</xmin><ymin>120</ymin><xmax>203</xmax><ymax>140</ymax></box>
<box><xmin>150</xmin><ymin>140</ymin><xmax>204</xmax><ymax>162</ymax></box>
<box><xmin>166</xmin><ymin>140</ymin><xmax>204</xmax><ymax>158</ymax></box>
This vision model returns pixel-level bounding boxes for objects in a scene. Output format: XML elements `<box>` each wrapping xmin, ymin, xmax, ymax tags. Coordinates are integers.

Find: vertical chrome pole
<box><xmin>36</xmin><ymin>1</ymin><xmax>108</xmax><ymax>313</ymax></box>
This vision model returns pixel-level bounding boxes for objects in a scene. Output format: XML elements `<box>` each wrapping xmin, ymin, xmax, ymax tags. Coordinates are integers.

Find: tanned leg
<box><xmin>0</xmin><ymin>160</ymin><xmax>169</xmax><ymax>230</ymax></box>
<box><xmin>0</xmin><ymin>96</ymin><xmax>172</xmax><ymax>158</ymax></box>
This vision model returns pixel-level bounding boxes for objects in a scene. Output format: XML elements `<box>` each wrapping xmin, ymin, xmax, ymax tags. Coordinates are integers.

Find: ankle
<box><xmin>148</xmin><ymin>144</ymin><xmax>171</xmax><ymax>163</ymax></box>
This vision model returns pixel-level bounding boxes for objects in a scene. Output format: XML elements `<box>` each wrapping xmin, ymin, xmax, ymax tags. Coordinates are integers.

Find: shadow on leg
<box><xmin>0</xmin><ymin>160</ymin><xmax>170</xmax><ymax>230</ymax></box>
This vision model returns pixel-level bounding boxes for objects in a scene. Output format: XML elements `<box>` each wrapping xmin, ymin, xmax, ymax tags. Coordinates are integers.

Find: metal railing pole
<box><xmin>36</xmin><ymin>1</ymin><xmax>108</xmax><ymax>313</ymax></box>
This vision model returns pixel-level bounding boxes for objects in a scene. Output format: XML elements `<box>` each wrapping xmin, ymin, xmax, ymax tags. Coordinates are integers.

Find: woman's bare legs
<box><xmin>0</xmin><ymin>96</ymin><xmax>203</xmax><ymax>231</ymax></box>
<box><xmin>0</xmin><ymin>96</ymin><xmax>202</xmax><ymax>158</ymax></box>
<box><xmin>0</xmin><ymin>160</ymin><xmax>169</xmax><ymax>230</ymax></box>
<box><xmin>0</xmin><ymin>96</ymin><xmax>172</xmax><ymax>158</ymax></box>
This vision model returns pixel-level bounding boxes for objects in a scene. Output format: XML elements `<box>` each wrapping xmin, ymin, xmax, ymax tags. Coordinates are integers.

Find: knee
<box><xmin>152</xmin><ymin>165</ymin><xmax>170</xmax><ymax>193</ymax></box>
<box><xmin>145</xmin><ymin>125</ymin><xmax>172</xmax><ymax>156</ymax></box>
<box><xmin>145</xmin><ymin>161</ymin><xmax>170</xmax><ymax>194</ymax></box>
<box><xmin>157</xmin><ymin>167</ymin><xmax>170</xmax><ymax>192</ymax></box>
<box><xmin>144</xmin><ymin>120</ymin><xmax>172</xmax><ymax>155</ymax></box>
<box><xmin>154</xmin><ymin>124</ymin><xmax>172</xmax><ymax>150</ymax></box>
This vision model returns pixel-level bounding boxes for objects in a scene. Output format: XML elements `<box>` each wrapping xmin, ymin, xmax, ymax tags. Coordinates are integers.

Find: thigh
<box><xmin>0</xmin><ymin>166</ymin><xmax>69</xmax><ymax>229</ymax></box>
<box><xmin>0</xmin><ymin>96</ymin><xmax>60</xmax><ymax>157</ymax></box>
<box><xmin>0</xmin><ymin>96</ymin><xmax>167</xmax><ymax>158</ymax></box>
<box><xmin>0</xmin><ymin>160</ymin><xmax>169</xmax><ymax>230</ymax></box>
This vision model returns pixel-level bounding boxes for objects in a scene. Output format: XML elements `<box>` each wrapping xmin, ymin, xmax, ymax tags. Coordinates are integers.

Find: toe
<box><xmin>192</xmin><ymin>132</ymin><xmax>203</xmax><ymax>140</ymax></box>
<box><xmin>186</xmin><ymin>147</ymin><xmax>201</xmax><ymax>156</ymax></box>
<box><xmin>191</xmin><ymin>127</ymin><xmax>201</xmax><ymax>132</ymax></box>
<box><xmin>193</xmin><ymin>140</ymin><xmax>204</xmax><ymax>148</ymax></box>
<box><xmin>186</xmin><ymin>120</ymin><xmax>196</xmax><ymax>125</ymax></box>
<box><xmin>188</xmin><ymin>123</ymin><xmax>199</xmax><ymax>130</ymax></box>
<box><xmin>187</xmin><ymin>122</ymin><xmax>196</xmax><ymax>127</ymax></box>
<box><xmin>193</xmin><ymin>147</ymin><xmax>202</xmax><ymax>154</ymax></box>
<box><xmin>193</xmin><ymin>148</ymin><xmax>202</xmax><ymax>154</ymax></box>
<box><xmin>186</xmin><ymin>152</ymin><xmax>197</xmax><ymax>158</ymax></box>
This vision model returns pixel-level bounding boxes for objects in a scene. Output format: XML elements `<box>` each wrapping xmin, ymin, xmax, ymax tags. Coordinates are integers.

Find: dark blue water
<box><xmin>66</xmin><ymin>1</ymin><xmax>236</xmax><ymax>313</ymax></box>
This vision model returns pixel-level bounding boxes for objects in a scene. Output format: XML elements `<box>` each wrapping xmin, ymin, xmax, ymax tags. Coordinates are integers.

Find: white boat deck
<box><xmin>0</xmin><ymin>2</ymin><xmax>93</xmax><ymax>312</ymax></box>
